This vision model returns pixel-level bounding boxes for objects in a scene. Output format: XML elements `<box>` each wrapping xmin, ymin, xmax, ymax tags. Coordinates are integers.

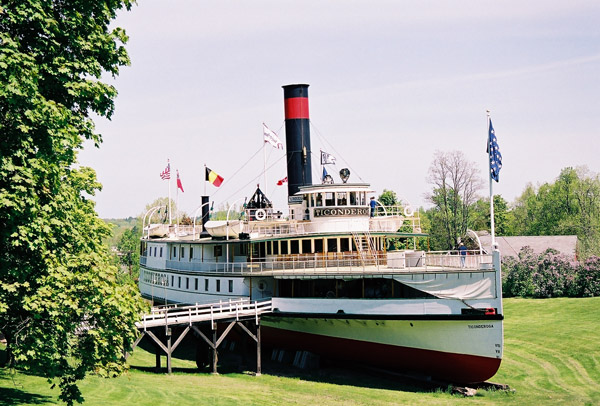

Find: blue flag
<box><xmin>322</xmin><ymin>166</ymin><xmax>328</xmax><ymax>181</ymax></box>
<box><xmin>487</xmin><ymin>119</ymin><xmax>502</xmax><ymax>182</ymax></box>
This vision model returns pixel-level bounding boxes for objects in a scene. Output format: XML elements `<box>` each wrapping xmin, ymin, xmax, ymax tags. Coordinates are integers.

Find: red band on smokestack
<box><xmin>284</xmin><ymin>97</ymin><xmax>309</xmax><ymax>119</ymax></box>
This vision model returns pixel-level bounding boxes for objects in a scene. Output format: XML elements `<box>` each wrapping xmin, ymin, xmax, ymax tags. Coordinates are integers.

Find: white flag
<box><xmin>263</xmin><ymin>123</ymin><xmax>283</xmax><ymax>149</ymax></box>
<box><xmin>321</xmin><ymin>150</ymin><xmax>336</xmax><ymax>165</ymax></box>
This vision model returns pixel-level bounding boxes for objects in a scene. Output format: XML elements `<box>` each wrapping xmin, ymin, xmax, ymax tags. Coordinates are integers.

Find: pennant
<box><xmin>176</xmin><ymin>170</ymin><xmax>184</xmax><ymax>192</ymax></box>
<box><xmin>205</xmin><ymin>166</ymin><xmax>224</xmax><ymax>187</ymax></box>
<box><xmin>263</xmin><ymin>123</ymin><xmax>283</xmax><ymax>149</ymax></box>
<box><xmin>487</xmin><ymin>119</ymin><xmax>502</xmax><ymax>182</ymax></box>
<box><xmin>322</xmin><ymin>166</ymin><xmax>328</xmax><ymax>181</ymax></box>
<box><xmin>277</xmin><ymin>176</ymin><xmax>288</xmax><ymax>186</ymax></box>
<box><xmin>160</xmin><ymin>161</ymin><xmax>171</xmax><ymax>180</ymax></box>
<box><xmin>321</xmin><ymin>150</ymin><xmax>336</xmax><ymax>165</ymax></box>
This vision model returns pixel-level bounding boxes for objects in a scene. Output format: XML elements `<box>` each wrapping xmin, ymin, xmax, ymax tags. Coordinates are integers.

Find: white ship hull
<box><xmin>261</xmin><ymin>316</ymin><xmax>502</xmax><ymax>383</ymax></box>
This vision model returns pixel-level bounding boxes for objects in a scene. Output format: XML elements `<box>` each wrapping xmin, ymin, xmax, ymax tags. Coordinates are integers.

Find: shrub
<box><xmin>531</xmin><ymin>249</ymin><xmax>577</xmax><ymax>298</ymax></box>
<box><xmin>502</xmin><ymin>247</ymin><xmax>581</xmax><ymax>298</ymax></box>
<box><xmin>575</xmin><ymin>256</ymin><xmax>600</xmax><ymax>297</ymax></box>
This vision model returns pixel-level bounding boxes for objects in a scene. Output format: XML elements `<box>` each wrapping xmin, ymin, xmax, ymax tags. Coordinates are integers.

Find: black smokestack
<box><xmin>283</xmin><ymin>84</ymin><xmax>312</xmax><ymax>203</ymax></box>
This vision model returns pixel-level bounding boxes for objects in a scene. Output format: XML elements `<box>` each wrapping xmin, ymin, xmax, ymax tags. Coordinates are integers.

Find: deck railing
<box><xmin>142</xmin><ymin>250</ymin><xmax>492</xmax><ymax>277</ymax></box>
<box><xmin>136</xmin><ymin>297</ymin><xmax>272</xmax><ymax>329</ymax></box>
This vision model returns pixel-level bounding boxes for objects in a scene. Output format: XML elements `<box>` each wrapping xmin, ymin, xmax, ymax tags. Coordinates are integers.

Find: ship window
<box><xmin>267</xmin><ymin>241</ymin><xmax>272</xmax><ymax>255</ymax></box>
<box><xmin>290</xmin><ymin>240</ymin><xmax>299</xmax><ymax>254</ymax></box>
<box><xmin>214</xmin><ymin>245</ymin><xmax>222</xmax><ymax>257</ymax></box>
<box><xmin>273</xmin><ymin>241</ymin><xmax>279</xmax><ymax>255</ymax></box>
<box><xmin>360</xmin><ymin>192</ymin><xmax>366</xmax><ymax>205</ymax></box>
<box><xmin>336</xmin><ymin>192</ymin><xmax>347</xmax><ymax>206</ymax></box>
<box><xmin>178</xmin><ymin>277</ymin><xmax>181</xmax><ymax>288</ymax></box>
<box><xmin>195</xmin><ymin>278</ymin><xmax>198</xmax><ymax>290</ymax></box>
<box><xmin>240</xmin><ymin>244</ymin><xmax>247</xmax><ymax>256</ymax></box>
<box><xmin>171</xmin><ymin>275</ymin><xmax>174</xmax><ymax>286</ymax></box>
<box><xmin>280</xmin><ymin>241</ymin><xmax>288</xmax><ymax>255</ymax></box>
<box><xmin>205</xmin><ymin>279</ymin><xmax>209</xmax><ymax>291</ymax></box>
<box><xmin>327</xmin><ymin>238</ymin><xmax>338</xmax><ymax>253</ymax></box>
<box><xmin>228</xmin><ymin>280</ymin><xmax>233</xmax><ymax>293</ymax></box>
<box><xmin>190</xmin><ymin>247</ymin><xmax>193</xmax><ymax>259</ymax></box>
<box><xmin>180</xmin><ymin>247</ymin><xmax>185</xmax><ymax>259</ymax></box>
<box><xmin>315</xmin><ymin>193</ymin><xmax>323</xmax><ymax>207</ymax></box>
<box><xmin>160</xmin><ymin>247</ymin><xmax>163</xmax><ymax>257</ymax></box>
<box><xmin>216</xmin><ymin>280</ymin><xmax>221</xmax><ymax>292</ymax></box>
<box><xmin>302</xmin><ymin>239</ymin><xmax>311</xmax><ymax>254</ymax></box>
<box><xmin>340</xmin><ymin>238</ymin><xmax>350</xmax><ymax>252</ymax></box>
<box><xmin>325</xmin><ymin>192</ymin><xmax>335</xmax><ymax>206</ymax></box>
<box><xmin>314</xmin><ymin>239</ymin><xmax>324</xmax><ymax>253</ymax></box>
<box><xmin>186</xmin><ymin>277</ymin><xmax>189</xmax><ymax>289</ymax></box>
<box><xmin>349</xmin><ymin>192</ymin><xmax>357</xmax><ymax>205</ymax></box>
<box><xmin>173</xmin><ymin>246</ymin><xmax>176</xmax><ymax>258</ymax></box>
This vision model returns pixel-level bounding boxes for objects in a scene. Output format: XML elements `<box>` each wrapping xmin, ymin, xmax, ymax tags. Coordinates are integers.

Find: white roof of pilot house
<box><xmin>479</xmin><ymin>234</ymin><xmax>578</xmax><ymax>259</ymax></box>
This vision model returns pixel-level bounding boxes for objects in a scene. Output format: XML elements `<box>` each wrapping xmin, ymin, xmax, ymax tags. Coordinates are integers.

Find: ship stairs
<box><xmin>352</xmin><ymin>231</ymin><xmax>379</xmax><ymax>268</ymax></box>
<box><xmin>127</xmin><ymin>298</ymin><xmax>273</xmax><ymax>375</ymax></box>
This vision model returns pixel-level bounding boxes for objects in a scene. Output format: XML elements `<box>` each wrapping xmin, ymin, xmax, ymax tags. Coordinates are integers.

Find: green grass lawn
<box><xmin>1</xmin><ymin>297</ymin><xmax>599</xmax><ymax>405</ymax></box>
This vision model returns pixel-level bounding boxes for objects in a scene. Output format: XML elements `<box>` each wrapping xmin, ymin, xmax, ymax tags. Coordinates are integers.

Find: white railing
<box><xmin>425</xmin><ymin>250</ymin><xmax>493</xmax><ymax>270</ymax></box>
<box><xmin>141</xmin><ymin>250</ymin><xmax>494</xmax><ymax>279</ymax></box>
<box><xmin>136</xmin><ymin>297</ymin><xmax>273</xmax><ymax>329</ymax></box>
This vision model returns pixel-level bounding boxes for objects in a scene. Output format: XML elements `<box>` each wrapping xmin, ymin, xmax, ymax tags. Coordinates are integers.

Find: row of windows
<box><xmin>306</xmin><ymin>191</ymin><xmax>367</xmax><ymax>207</ymax></box>
<box><xmin>145</xmin><ymin>244</ymin><xmax>223</xmax><ymax>260</ymax></box>
<box><xmin>144</xmin><ymin>236</ymin><xmax>384</xmax><ymax>260</ymax></box>
<box><xmin>142</xmin><ymin>270</ymin><xmax>234</xmax><ymax>293</ymax></box>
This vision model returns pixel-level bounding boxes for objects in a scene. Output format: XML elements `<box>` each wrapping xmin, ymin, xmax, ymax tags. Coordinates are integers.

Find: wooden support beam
<box><xmin>215</xmin><ymin>321</ymin><xmax>236</xmax><ymax>348</ymax></box>
<box><xmin>171</xmin><ymin>325</ymin><xmax>190</xmax><ymax>352</ymax></box>
<box><xmin>167</xmin><ymin>328</ymin><xmax>172</xmax><ymax>374</ymax></box>
<box><xmin>145</xmin><ymin>330</ymin><xmax>168</xmax><ymax>354</ymax></box>
<box><xmin>191</xmin><ymin>325</ymin><xmax>214</xmax><ymax>349</ymax></box>
<box><xmin>124</xmin><ymin>331</ymin><xmax>145</xmax><ymax>360</ymax></box>
<box><xmin>236</xmin><ymin>321</ymin><xmax>257</xmax><ymax>343</ymax></box>
<box><xmin>256</xmin><ymin>322</ymin><xmax>262</xmax><ymax>376</ymax></box>
<box><xmin>211</xmin><ymin>329</ymin><xmax>218</xmax><ymax>374</ymax></box>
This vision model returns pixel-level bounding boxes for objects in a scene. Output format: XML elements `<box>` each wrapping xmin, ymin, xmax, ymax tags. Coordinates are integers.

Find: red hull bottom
<box><xmin>262</xmin><ymin>325</ymin><xmax>501</xmax><ymax>384</ymax></box>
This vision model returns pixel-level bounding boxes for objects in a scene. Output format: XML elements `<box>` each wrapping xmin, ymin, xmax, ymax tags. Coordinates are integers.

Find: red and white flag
<box><xmin>276</xmin><ymin>176</ymin><xmax>288</xmax><ymax>186</ymax></box>
<box><xmin>160</xmin><ymin>161</ymin><xmax>171</xmax><ymax>180</ymax></box>
<box><xmin>263</xmin><ymin>123</ymin><xmax>283</xmax><ymax>150</ymax></box>
<box><xmin>176</xmin><ymin>170</ymin><xmax>184</xmax><ymax>192</ymax></box>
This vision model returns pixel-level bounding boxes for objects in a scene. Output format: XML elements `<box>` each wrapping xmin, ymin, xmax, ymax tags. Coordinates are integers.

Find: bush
<box><xmin>575</xmin><ymin>256</ymin><xmax>600</xmax><ymax>297</ymax></box>
<box><xmin>502</xmin><ymin>247</ymin><xmax>598</xmax><ymax>298</ymax></box>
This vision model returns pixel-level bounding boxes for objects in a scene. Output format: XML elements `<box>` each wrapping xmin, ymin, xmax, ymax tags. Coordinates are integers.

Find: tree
<box><xmin>142</xmin><ymin>197</ymin><xmax>177</xmax><ymax>224</ymax></box>
<box><xmin>508</xmin><ymin>167</ymin><xmax>600</xmax><ymax>258</ymax></box>
<box><xmin>425</xmin><ymin>151</ymin><xmax>484</xmax><ymax>249</ymax></box>
<box><xmin>0</xmin><ymin>1</ymin><xmax>145</xmax><ymax>404</ymax></box>
<box><xmin>378</xmin><ymin>189</ymin><xmax>398</xmax><ymax>206</ymax></box>
<box><xmin>469</xmin><ymin>195</ymin><xmax>512</xmax><ymax>236</ymax></box>
<box><xmin>117</xmin><ymin>223</ymin><xmax>141</xmax><ymax>280</ymax></box>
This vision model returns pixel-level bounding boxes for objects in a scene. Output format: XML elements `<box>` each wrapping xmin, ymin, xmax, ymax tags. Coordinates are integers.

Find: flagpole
<box><xmin>263</xmin><ymin>138</ymin><xmax>267</xmax><ymax>196</ymax></box>
<box><xmin>176</xmin><ymin>172</ymin><xmax>179</xmax><ymax>229</ymax></box>
<box><xmin>204</xmin><ymin>164</ymin><xmax>207</xmax><ymax>197</ymax></box>
<box><xmin>168</xmin><ymin>159</ymin><xmax>172</xmax><ymax>225</ymax></box>
<box><xmin>487</xmin><ymin>110</ymin><xmax>497</xmax><ymax>249</ymax></box>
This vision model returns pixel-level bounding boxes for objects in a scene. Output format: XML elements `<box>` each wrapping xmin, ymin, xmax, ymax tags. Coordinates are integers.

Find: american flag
<box><xmin>487</xmin><ymin>119</ymin><xmax>502</xmax><ymax>182</ymax></box>
<box><xmin>160</xmin><ymin>162</ymin><xmax>170</xmax><ymax>180</ymax></box>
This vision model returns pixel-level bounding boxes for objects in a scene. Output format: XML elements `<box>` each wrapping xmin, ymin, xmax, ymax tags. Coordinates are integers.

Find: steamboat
<box><xmin>138</xmin><ymin>84</ymin><xmax>503</xmax><ymax>383</ymax></box>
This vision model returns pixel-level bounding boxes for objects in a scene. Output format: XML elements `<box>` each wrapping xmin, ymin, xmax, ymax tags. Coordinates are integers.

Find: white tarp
<box><xmin>393</xmin><ymin>272</ymin><xmax>496</xmax><ymax>300</ymax></box>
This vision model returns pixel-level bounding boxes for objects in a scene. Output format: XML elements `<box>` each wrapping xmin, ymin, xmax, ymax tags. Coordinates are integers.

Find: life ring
<box><xmin>403</xmin><ymin>206</ymin><xmax>414</xmax><ymax>217</ymax></box>
<box><xmin>255</xmin><ymin>209</ymin><xmax>267</xmax><ymax>221</ymax></box>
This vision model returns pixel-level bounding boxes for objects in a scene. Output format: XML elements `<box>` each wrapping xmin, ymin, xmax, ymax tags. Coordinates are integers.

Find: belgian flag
<box><xmin>205</xmin><ymin>167</ymin><xmax>224</xmax><ymax>187</ymax></box>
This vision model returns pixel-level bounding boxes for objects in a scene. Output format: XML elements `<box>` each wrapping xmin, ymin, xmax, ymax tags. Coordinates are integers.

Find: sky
<box><xmin>78</xmin><ymin>0</ymin><xmax>600</xmax><ymax>219</ymax></box>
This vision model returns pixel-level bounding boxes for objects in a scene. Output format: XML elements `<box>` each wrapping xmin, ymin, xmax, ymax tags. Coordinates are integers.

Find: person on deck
<box><xmin>370</xmin><ymin>197</ymin><xmax>376</xmax><ymax>217</ymax></box>
<box><xmin>459</xmin><ymin>242</ymin><xmax>467</xmax><ymax>268</ymax></box>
